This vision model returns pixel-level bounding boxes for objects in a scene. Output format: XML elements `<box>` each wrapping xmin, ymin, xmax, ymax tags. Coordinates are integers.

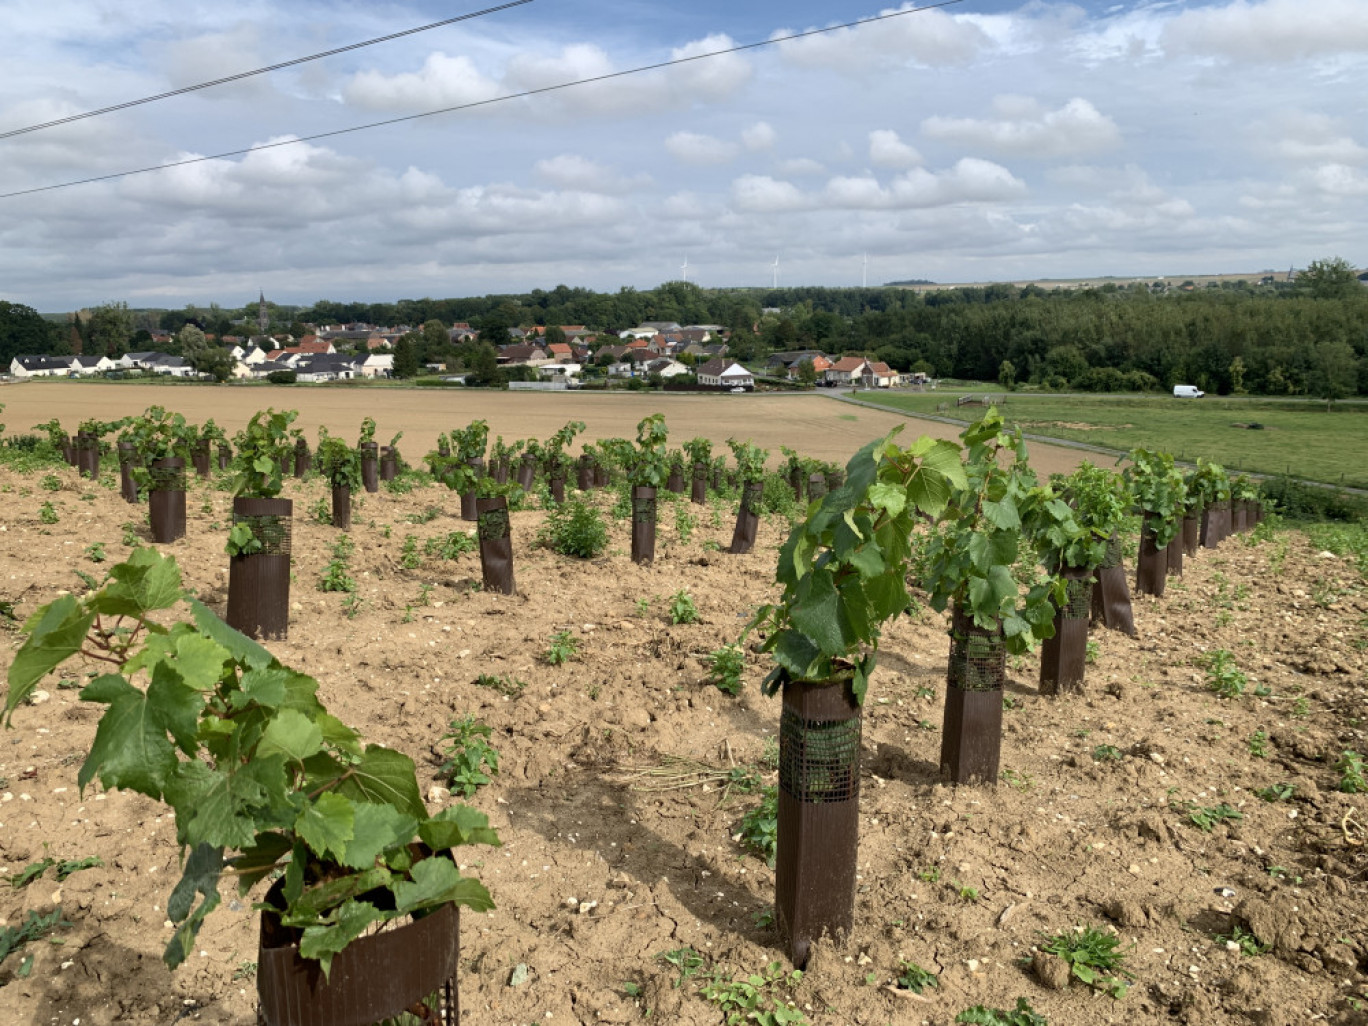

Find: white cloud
<box><xmin>344</xmin><ymin>52</ymin><xmax>500</xmax><ymax>111</ymax></box>
<box><xmin>1306</xmin><ymin>163</ymin><xmax>1368</xmax><ymax>197</ymax></box>
<box><xmin>664</xmin><ymin>131</ymin><xmax>740</xmax><ymax>165</ymax></box>
<box><xmin>534</xmin><ymin>154</ymin><xmax>650</xmax><ymax>193</ymax></box>
<box><xmin>775</xmin><ymin>158</ymin><xmax>827</xmax><ymax>177</ymax></box>
<box><xmin>1252</xmin><ymin>111</ymin><xmax>1368</xmax><ymax>165</ymax></box>
<box><xmin>742</xmin><ymin>121</ymin><xmax>777</xmax><ymax>152</ymax></box>
<box><xmin>1161</xmin><ymin>0</ymin><xmax>1368</xmax><ymax>62</ymax></box>
<box><xmin>776</xmin><ymin>5</ymin><xmax>991</xmax><ymax>70</ymax></box>
<box><xmin>824</xmin><ymin>158</ymin><xmax>1026</xmax><ymax>209</ymax></box>
<box><xmin>730</xmin><ymin>175</ymin><xmax>809</xmax><ymax>213</ymax></box>
<box><xmin>922</xmin><ymin>97</ymin><xmax>1121</xmax><ymax>158</ymax></box>
<box><xmin>868</xmin><ymin>129</ymin><xmax>922</xmax><ymax>169</ymax></box>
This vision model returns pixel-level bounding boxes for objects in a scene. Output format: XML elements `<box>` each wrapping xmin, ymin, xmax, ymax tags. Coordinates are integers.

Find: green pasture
<box><xmin>856</xmin><ymin>391</ymin><xmax>1368</xmax><ymax>490</ymax></box>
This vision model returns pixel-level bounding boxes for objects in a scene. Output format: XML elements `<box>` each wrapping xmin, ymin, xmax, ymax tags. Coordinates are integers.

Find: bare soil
<box><xmin>0</xmin><ymin>450</ymin><xmax>1365</xmax><ymax>1026</ymax></box>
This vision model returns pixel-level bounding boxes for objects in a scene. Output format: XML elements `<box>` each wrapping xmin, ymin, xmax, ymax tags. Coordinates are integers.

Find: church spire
<box><xmin>257</xmin><ymin>291</ymin><xmax>269</xmax><ymax>336</ymax></box>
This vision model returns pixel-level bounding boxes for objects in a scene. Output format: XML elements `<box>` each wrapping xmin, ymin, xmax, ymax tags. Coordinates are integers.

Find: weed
<box><xmin>915</xmin><ymin>685</ymin><xmax>936</xmax><ymax>700</ymax></box>
<box><xmin>918</xmin><ymin>865</ymin><xmax>941</xmax><ymax>883</ymax></box>
<box><xmin>1036</xmin><ymin>924</ymin><xmax>1134</xmax><ymax>998</ymax></box>
<box><xmin>121</xmin><ymin>522</ymin><xmax>140</xmax><ymax>546</ymax></box>
<box><xmin>1085</xmin><ymin>639</ymin><xmax>1100</xmax><ymax>665</ymax></box>
<box><xmin>1002</xmin><ymin>694</ymin><xmax>1021</xmax><ymax>711</ymax></box>
<box><xmin>426</xmin><ymin>531</ymin><xmax>475</xmax><ymax>561</ymax></box>
<box><xmin>398</xmin><ymin>534</ymin><xmax>421</xmax><ymax>569</ymax></box>
<box><xmin>917</xmin><ymin>718</ymin><xmax>937</xmax><ymax>731</ymax></box>
<box><xmin>539</xmin><ymin>498</ymin><xmax>608</xmax><ymax>558</ymax></box>
<box><xmin>84</xmin><ymin>542</ymin><xmax>107</xmax><ymax>564</ymax></box>
<box><xmin>40</xmin><ymin>473</ymin><xmax>61</xmax><ymax>492</ymax></box>
<box><xmin>1337</xmin><ymin>751</ymin><xmax>1366</xmax><ymax>793</ymax></box>
<box><xmin>674</xmin><ymin>502</ymin><xmax>697</xmax><ymax>544</ymax></box>
<box><xmin>341</xmin><ymin>593</ymin><xmax>363</xmax><ymax>619</ymax></box>
<box><xmin>309</xmin><ymin>497</ymin><xmax>331</xmax><ymax>524</ymax></box>
<box><xmin>1247</xmin><ymin>730</ymin><xmax>1269</xmax><ymax>759</ymax></box>
<box><xmin>760</xmin><ymin>736</ymin><xmax>779</xmax><ymax>770</ymax></box>
<box><xmin>698</xmin><ymin>960</ymin><xmax>807</xmax><ymax>1026</ymax></box>
<box><xmin>38</xmin><ymin>501</ymin><xmax>58</xmax><ymax>524</ymax></box>
<box><xmin>1000</xmin><ymin>768</ymin><xmax>1034</xmax><ymax>792</ymax></box>
<box><xmin>955</xmin><ymin>998</ymin><xmax>1049</xmax><ymax>1026</ymax></box>
<box><xmin>1214</xmin><ymin>610</ymin><xmax>1233</xmax><ymax>628</ymax></box>
<box><xmin>1092</xmin><ymin>744</ymin><xmax>1124</xmax><ymax>762</ymax></box>
<box><xmin>634</xmin><ymin>596</ymin><xmax>652</xmax><ymax>616</ymax></box>
<box><xmin>319</xmin><ymin>535</ymin><xmax>357</xmax><ymax>593</ymax></box>
<box><xmin>1216</xmin><ymin>924</ymin><xmax>1270</xmax><ymax>957</ymax></box>
<box><xmin>404</xmin><ymin>506</ymin><xmax>442</xmax><ymax>525</ymax></box>
<box><xmin>1292</xmin><ymin>697</ymin><xmax>1310</xmax><ymax>717</ymax></box>
<box><xmin>895</xmin><ymin>960</ymin><xmax>938</xmax><ymax>994</ymax></box>
<box><xmin>474</xmin><ymin>673</ymin><xmax>526</xmax><ymax>698</ymax></box>
<box><xmin>0</xmin><ymin>907</ymin><xmax>69</xmax><ymax>974</ymax></box>
<box><xmin>232</xmin><ymin>960</ymin><xmax>258</xmax><ymax>982</ymax></box>
<box><xmin>738</xmin><ymin>787</ymin><xmax>778</xmax><ymax>868</ymax></box>
<box><xmin>401</xmin><ymin>605</ymin><xmax>414</xmax><ymax>623</ymax></box>
<box><xmin>668</xmin><ymin>589</ymin><xmax>699</xmax><ymax>625</ymax></box>
<box><xmin>1253</xmin><ymin>782</ymin><xmax>1296</xmax><ymax>803</ymax></box>
<box><xmin>543</xmin><ymin>630</ymin><xmax>580</xmax><ymax>666</ymax></box>
<box><xmin>439</xmin><ymin>716</ymin><xmax>500</xmax><ymax>797</ymax></box>
<box><xmin>1202</xmin><ymin>649</ymin><xmax>1247</xmax><ymax>698</ymax></box>
<box><xmin>953</xmin><ymin>881</ymin><xmax>980</xmax><ymax>903</ymax></box>
<box><xmin>656</xmin><ymin>947</ymin><xmax>706</xmax><ymax>989</ymax></box>
<box><xmin>709</xmin><ymin>644</ymin><xmax>746</xmax><ymax>696</ymax></box>
<box><xmin>1177</xmin><ymin>800</ymin><xmax>1243</xmax><ymax>832</ymax></box>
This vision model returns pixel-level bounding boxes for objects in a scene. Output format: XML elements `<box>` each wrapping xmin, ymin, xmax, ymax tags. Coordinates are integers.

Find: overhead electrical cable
<box><xmin>0</xmin><ymin>0</ymin><xmax>963</xmax><ymax>201</ymax></box>
<box><xmin>0</xmin><ymin>0</ymin><xmax>536</xmax><ymax>141</ymax></box>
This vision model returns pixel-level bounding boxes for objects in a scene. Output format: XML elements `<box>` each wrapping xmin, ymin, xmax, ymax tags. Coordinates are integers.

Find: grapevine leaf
<box><xmin>5</xmin><ymin>596</ymin><xmax>93</xmax><ymax>724</ymax></box>
<box><xmin>298</xmin><ymin>900</ymin><xmax>383</xmax><ymax>980</ymax></box>
<box><xmin>258</xmin><ymin>708</ymin><xmax>324</xmax><ymax>764</ymax></box>
<box><xmin>188</xmin><ymin>599</ymin><xmax>273</xmax><ymax>670</ymax></box>
<box><xmin>341</xmin><ymin>803</ymin><xmax>417</xmax><ymax>870</ymax></box>
<box><xmin>164</xmin><ymin>761</ymin><xmax>265</xmax><ymax>850</ymax></box>
<box><xmin>285</xmin><ymin>867</ymin><xmax>392</xmax><ymax>924</ymax></box>
<box><xmin>230</xmin><ymin>832</ymin><xmax>293</xmax><ymax>892</ymax></box>
<box><xmin>981</xmin><ymin>498</ymin><xmax>1021</xmax><ymax>531</ymax></box>
<box><xmin>392</xmin><ymin>857</ymin><xmax>493</xmax><ymax>914</ymax></box>
<box><xmin>91</xmin><ymin>547</ymin><xmax>183</xmax><ymax>619</ymax></box>
<box><xmin>336</xmin><ymin>746</ymin><xmax>427</xmax><ymax>820</ymax></box>
<box><xmin>867</xmin><ymin>482</ymin><xmax>906</xmax><ymax>518</ymax></box>
<box><xmin>162</xmin><ymin>843</ymin><xmax>223</xmax><ymax>970</ymax></box>
<box><xmin>316</xmin><ymin>713</ymin><xmax>362</xmax><ymax>757</ymax></box>
<box><xmin>296</xmin><ymin>792</ymin><xmax>355</xmax><ymax>863</ymax></box>
<box><xmin>147</xmin><ymin>662</ymin><xmax>205</xmax><ymax>756</ymax></box>
<box><xmin>863</xmin><ymin>572</ymin><xmax>909</xmax><ymax>623</ymax></box>
<box><xmin>234</xmin><ymin>666</ymin><xmax>289</xmax><ymax>709</ymax></box>
<box><xmin>770</xmin><ymin>630</ymin><xmax>821</xmax><ymax>681</ymax></box>
<box><xmin>171</xmin><ymin>634</ymin><xmax>230</xmax><ymax>691</ymax></box>
<box><xmin>788</xmin><ymin>572</ymin><xmax>845</xmax><ymax>656</ymax></box>
<box><xmin>419</xmin><ymin>805</ymin><xmax>503</xmax><ymax>851</ymax></box>
<box><xmin>78</xmin><ymin>673</ymin><xmax>131</xmax><ymax>704</ymax></box>
<box><xmin>78</xmin><ymin>681</ymin><xmax>177</xmax><ymax>798</ymax></box>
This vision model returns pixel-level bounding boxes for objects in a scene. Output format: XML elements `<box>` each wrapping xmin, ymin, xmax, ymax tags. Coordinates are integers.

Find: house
<box><xmin>539</xmin><ymin>362</ymin><xmax>582</xmax><ymax>382</ymax></box>
<box><xmin>645</xmin><ymin>358</ymin><xmax>691</xmax><ymax>379</ymax></box>
<box><xmin>293</xmin><ymin>355</ymin><xmax>359</xmax><ymax>382</ymax></box>
<box><xmin>546</xmin><ymin>342</ymin><xmax>573</xmax><ymax>360</ymax></box>
<box><xmin>766</xmin><ymin>350</ymin><xmax>828</xmax><ymax>375</ymax></box>
<box><xmin>71</xmin><ymin>354</ymin><xmax>116</xmax><ymax>374</ymax></box>
<box><xmin>449</xmin><ymin>325</ymin><xmax>479</xmax><ymax>343</ymax></box>
<box><xmin>145</xmin><ymin>355</ymin><xmax>197</xmax><ymax>378</ymax></box>
<box><xmin>696</xmin><ymin>358</ymin><xmax>754</xmax><ymax>390</ymax></box>
<box><xmin>497</xmin><ymin>344</ymin><xmax>548</xmax><ymax>366</ymax></box>
<box><xmin>618</xmin><ymin>327</ymin><xmax>657</xmax><ymax>341</ymax></box>
<box><xmin>864</xmin><ymin>361</ymin><xmax>900</xmax><ymax>388</ymax></box>
<box><xmin>356</xmin><ymin>353</ymin><xmax>394</xmax><ymax>379</ymax></box>
<box><xmin>641</xmin><ymin>321</ymin><xmax>682</xmax><ymax>333</ymax></box>
<box><xmin>825</xmin><ymin>356</ymin><xmax>871</xmax><ymax>386</ymax></box>
<box><xmin>608</xmin><ymin>350</ymin><xmax>659</xmax><ymax>378</ymax></box>
<box><xmin>9</xmin><ymin>354</ymin><xmax>73</xmax><ymax>378</ymax></box>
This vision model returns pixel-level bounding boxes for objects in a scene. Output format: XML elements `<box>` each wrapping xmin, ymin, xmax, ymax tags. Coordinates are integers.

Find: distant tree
<box><xmin>1044</xmin><ymin>345</ymin><xmax>1087</xmax><ymax>385</ymax></box>
<box><xmin>192</xmin><ymin>346</ymin><xmax>235</xmax><ymax>383</ymax></box>
<box><xmin>797</xmin><ymin>359</ymin><xmax>817</xmax><ymax>387</ymax></box>
<box><xmin>543</xmin><ymin>325</ymin><xmax>567</xmax><ymax>346</ymax></box>
<box><xmin>1307</xmin><ymin>339</ymin><xmax>1358</xmax><ymax>410</ymax></box>
<box><xmin>267</xmin><ymin>369</ymin><xmax>297</xmax><ymax>385</ymax></box>
<box><xmin>1295</xmin><ymin>257</ymin><xmax>1360</xmax><ymax>300</ymax></box>
<box><xmin>421</xmin><ymin>319</ymin><xmax>448</xmax><ymax>351</ymax></box>
<box><xmin>88</xmin><ymin>301</ymin><xmax>134</xmax><ymax>358</ymax></box>
<box><xmin>997</xmin><ymin>359</ymin><xmax>1016</xmax><ymax>390</ymax></box>
<box><xmin>177</xmin><ymin>324</ymin><xmax>209</xmax><ymax>363</ymax></box>
<box><xmin>594</xmin><ymin>349</ymin><xmax>616</xmax><ymax>367</ymax></box>
<box><xmin>288</xmin><ymin>321</ymin><xmax>311</xmax><ymax>340</ymax></box>
<box><xmin>393</xmin><ymin>335</ymin><xmax>420</xmax><ymax>379</ymax></box>
<box><xmin>1228</xmin><ymin>355</ymin><xmax>1246</xmax><ymax>394</ymax></box>
<box><xmin>465</xmin><ymin>343</ymin><xmax>501</xmax><ymax>386</ymax></box>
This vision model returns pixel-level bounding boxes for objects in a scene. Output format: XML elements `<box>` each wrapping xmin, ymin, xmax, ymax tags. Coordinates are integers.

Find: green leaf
<box><xmin>188</xmin><ymin>599</ymin><xmax>273</xmax><ymax>670</ymax></box>
<box><xmin>164</xmin><ymin>761</ymin><xmax>266</xmax><ymax>850</ymax></box>
<box><xmin>79</xmin><ymin>673</ymin><xmax>131</xmax><ymax>704</ymax></box>
<box><xmin>258</xmin><ymin>708</ymin><xmax>324</xmax><ymax>764</ymax></box>
<box><xmin>146</xmin><ymin>662</ymin><xmax>204</xmax><ymax>755</ymax></box>
<box><xmin>419</xmin><ymin>805</ymin><xmax>502</xmax><ymax>851</ymax></box>
<box><xmin>296</xmin><ymin>792</ymin><xmax>355</xmax><ymax>862</ymax></box>
<box><xmin>342</xmin><ymin>803</ymin><xmax>418</xmax><ymax>870</ymax></box>
<box><xmin>78</xmin><ymin>681</ymin><xmax>177</xmax><ymax>798</ymax></box>
<box><xmin>393</xmin><ymin>857</ymin><xmax>494</xmax><ymax>915</ymax></box>
<box><xmin>230</xmin><ymin>832</ymin><xmax>293</xmax><ymax>892</ymax></box>
<box><xmin>5</xmin><ymin>596</ymin><xmax>94</xmax><ymax>724</ymax></box>
<box><xmin>162</xmin><ymin>843</ymin><xmax>223</xmax><ymax>970</ymax></box>
<box><xmin>233</xmin><ymin>666</ymin><xmax>289</xmax><ymax>710</ymax></box>
<box><xmin>91</xmin><ymin>546</ymin><xmax>183</xmax><ymax>619</ymax></box>
<box><xmin>788</xmin><ymin>571</ymin><xmax>845</xmax><ymax>656</ymax></box>
<box><xmin>867</xmin><ymin>482</ymin><xmax>906</xmax><ymax>518</ymax></box>
<box><xmin>299</xmin><ymin>900</ymin><xmax>383</xmax><ymax>980</ymax></box>
<box><xmin>981</xmin><ymin>498</ymin><xmax>1021</xmax><ymax>531</ymax></box>
<box><xmin>171</xmin><ymin>634</ymin><xmax>230</xmax><ymax>691</ymax></box>
<box><xmin>335</xmin><ymin>746</ymin><xmax>427</xmax><ymax>820</ymax></box>
<box><xmin>285</xmin><ymin>867</ymin><xmax>391</xmax><ymax>924</ymax></box>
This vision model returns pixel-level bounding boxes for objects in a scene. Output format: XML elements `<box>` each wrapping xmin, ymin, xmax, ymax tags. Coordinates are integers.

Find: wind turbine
<box><xmin>681</xmin><ymin>255</ymin><xmax>689</xmax><ymax>284</ymax></box>
<box><xmin>862</xmin><ymin>253</ymin><xmax>868</xmax><ymax>289</ymax></box>
<box><xmin>772</xmin><ymin>255</ymin><xmax>780</xmax><ymax>289</ymax></box>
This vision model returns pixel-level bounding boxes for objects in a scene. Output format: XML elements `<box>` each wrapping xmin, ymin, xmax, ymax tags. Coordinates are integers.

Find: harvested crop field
<box><xmin>0</xmin><ymin>432</ymin><xmax>1365</xmax><ymax>1026</ymax></box>
<box><xmin>0</xmin><ymin>382</ymin><xmax>1089</xmax><ymax>479</ymax></box>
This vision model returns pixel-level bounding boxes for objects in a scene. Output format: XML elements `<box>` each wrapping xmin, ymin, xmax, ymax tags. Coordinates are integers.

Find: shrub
<box><xmin>266</xmin><ymin>369</ymin><xmax>297</xmax><ymax>384</ymax></box>
<box><xmin>538</xmin><ymin>498</ymin><xmax>608</xmax><ymax>558</ymax></box>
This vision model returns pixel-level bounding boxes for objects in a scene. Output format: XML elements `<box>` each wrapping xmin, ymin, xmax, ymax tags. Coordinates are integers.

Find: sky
<box><xmin>2</xmin><ymin>0</ymin><xmax>1366</xmax><ymax>312</ymax></box>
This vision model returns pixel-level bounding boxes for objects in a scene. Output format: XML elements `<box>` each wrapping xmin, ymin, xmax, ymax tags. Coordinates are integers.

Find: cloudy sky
<box><xmin>2</xmin><ymin>0</ymin><xmax>1366</xmax><ymax>311</ymax></box>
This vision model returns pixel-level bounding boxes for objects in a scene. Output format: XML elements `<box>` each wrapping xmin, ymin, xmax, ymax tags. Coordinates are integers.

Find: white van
<box><xmin>1173</xmin><ymin>384</ymin><xmax>1204</xmax><ymax>398</ymax></box>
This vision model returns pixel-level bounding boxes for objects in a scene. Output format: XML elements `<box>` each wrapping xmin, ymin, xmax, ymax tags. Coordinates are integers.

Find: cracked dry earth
<box><xmin>0</xmin><ymin>460</ymin><xmax>1364</xmax><ymax>1026</ymax></box>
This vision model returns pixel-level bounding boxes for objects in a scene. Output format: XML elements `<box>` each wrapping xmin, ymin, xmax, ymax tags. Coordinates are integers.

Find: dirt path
<box><xmin>0</xmin><ymin>382</ymin><xmax>1090</xmax><ymax>476</ymax></box>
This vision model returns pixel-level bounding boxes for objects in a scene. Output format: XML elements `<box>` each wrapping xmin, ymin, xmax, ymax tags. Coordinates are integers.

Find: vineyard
<box><xmin>0</xmin><ymin>403</ymin><xmax>1364</xmax><ymax>1026</ymax></box>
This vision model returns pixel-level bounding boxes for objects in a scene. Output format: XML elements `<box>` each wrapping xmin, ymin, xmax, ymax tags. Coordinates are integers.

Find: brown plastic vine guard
<box><xmin>257</xmin><ymin>878</ymin><xmax>460</xmax><ymax>1026</ymax></box>
<box><xmin>360</xmin><ymin>442</ymin><xmax>379</xmax><ymax>493</ymax></box>
<box><xmin>460</xmin><ymin>458</ymin><xmax>484</xmax><ymax>522</ymax></box>
<box><xmin>331</xmin><ymin>485</ymin><xmax>352</xmax><ymax>530</ymax></box>
<box><xmin>940</xmin><ymin>608</ymin><xmax>1006</xmax><ymax>785</ymax></box>
<box><xmin>218</xmin><ymin>444</ymin><xmax>231</xmax><ymax>470</ymax></box>
<box><xmin>378</xmin><ymin>447</ymin><xmax>396</xmax><ymax>482</ymax></box>
<box><xmin>666</xmin><ymin>467</ymin><xmax>684</xmax><ymax>494</ymax></box>
<box><xmin>630</xmin><ymin>486</ymin><xmax>657</xmax><ymax>565</ymax></box>
<box><xmin>691</xmin><ymin>463</ymin><xmax>707</xmax><ymax>504</ymax></box>
<box><xmin>492</xmin><ymin>459</ymin><xmax>509</xmax><ymax>486</ymax></box>
<box><xmin>516</xmin><ymin>453</ymin><xmax>537</xmax><ymax>491</ymax></box>
<box><xmin>148</xmin><ymin>457</ymin><xmax>187</xmax><ymax>543</ymax></box>
<box><xmin>227</xmin><ymin>498</ymin><xmax>292</xmax><ymax>641</ymax></box>
<box><xmin>476</xmin><ymin>496</ymin><xmax>516</xmax><ymax>595</ymax></box>
<box><xmin>1091</xmin><ymin>534</ymin><xmax>1136</xmax><ymax>636</ymax></box>
<box><xmin>776</xmin><ymin>676</ymin><xmax>861</xmax><ymax>970</ymax></box>
<box><xmin>193</xmin><ymin>439</ymin><xmax>211</xmax><ymax>478</ymax></box>
<box><xmin>1039</xmin><ymin>569</ymin><xmax>1091</xmax><ymax>697</ymax></box>
<box><xmin>1182</xmin><ymin>515</ymin><xmax>1200</xmax><ymax>557</ymax></box>
<box><xmin>1166</xmin><ymin>534</ymin><xmax>1184</xmax><ymax>578</ymax></box>
<box><xmin>296</xmin><ymin>439</ymin><xmax>313</xmax><ymax>479</ymax></box>
<box><xmin>1135</xmin><ymin>514</ymin><xmax>1168</xmax><ymax>598</ymax></box>
<box><xmin>75</xmin><ymin>432</ymin><xmax>100</xmax><ymax>479</ymax></box>
<box><xmin>549</xmin><ymin>474</ymin><xmax>566</xmax><ymax>504</ymax></box>
<box><xmin>118</xmin><ymin>442</ymin><xmax>139</xmax><ymax>503</ymax></box>
<box><xmin>577</xmin><ymin>455</ymin><xmax>593</xmax><ymax>492</ymax></box>
<box><xmin>594</xmin><ymin>463</ymin><xmax>610</xmax><ymax>488</ymax></box>
<box><xmin>729</xmin><ymin>482</ymin><xmax>763</xmax><ymax>554</ymax></box>
<box><xmin>806</xmin><ymin>473</ymin><xmax>827</xmax><ymax>502</ymax></box>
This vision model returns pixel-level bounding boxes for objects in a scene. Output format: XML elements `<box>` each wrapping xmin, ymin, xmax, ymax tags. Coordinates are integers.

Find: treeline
<box><xmin>4</xmin><ymin>259</ymin><xmax>1364</xmax><ymax>397</ymax></box>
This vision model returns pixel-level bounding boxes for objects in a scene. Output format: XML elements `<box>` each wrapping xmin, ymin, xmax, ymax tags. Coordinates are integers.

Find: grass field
<box><xmin>854</xmin><ymin>391</ymin><xmax>1368</xmax><ymax>489</ymax></box>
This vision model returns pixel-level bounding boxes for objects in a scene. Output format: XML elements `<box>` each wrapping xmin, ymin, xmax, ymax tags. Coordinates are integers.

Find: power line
<box><xmin>0</xmin><ymin>0</ymin><xmax>535</xmax><ymax>141</ymax></box>
<box><xmin>0</xmin><ymin>1</ymin><xmax>964</xmax><ymax>201</ymax></box>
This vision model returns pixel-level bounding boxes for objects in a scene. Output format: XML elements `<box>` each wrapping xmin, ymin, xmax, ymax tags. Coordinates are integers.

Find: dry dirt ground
<box><xmin>0</xmin><ymin>455</ymin><xmax>1365</xmax><ymax>1026</ymax></box>
<box><xmin>0</xmin><ymin>382</ymin><xmax>1090</xmax><ymax>479</ymax></box>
